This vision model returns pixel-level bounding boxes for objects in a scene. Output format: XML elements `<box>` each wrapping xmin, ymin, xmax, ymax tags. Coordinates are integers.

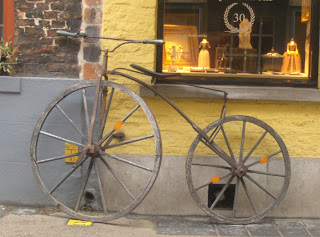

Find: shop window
<box><xmin>157</xmin><ymin>0</ymin><xmax>319</xmax><ymax>87</ymax></box>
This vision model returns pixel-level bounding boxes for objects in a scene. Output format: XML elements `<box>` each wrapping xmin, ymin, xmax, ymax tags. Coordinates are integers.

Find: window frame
<box><xmin>156</xmin><ymin>0</ymin><xmax>319</xmax><ymax>88</ymax></box>
<box><xmin>0</xmin><ymin>0</ymin><xmax>3</xmax><ymax>39</ymax></box>
<box><xmin>1</xmin><ymin>0</ymin><xmax>15</xmax><ymax>43</ymax></box>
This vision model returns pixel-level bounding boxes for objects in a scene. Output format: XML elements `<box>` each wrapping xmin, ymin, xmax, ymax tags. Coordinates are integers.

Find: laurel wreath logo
<box><xmin>223</xmin><ymin>3</ymin><xmax>255</xmax><ymax>33</ymax></box>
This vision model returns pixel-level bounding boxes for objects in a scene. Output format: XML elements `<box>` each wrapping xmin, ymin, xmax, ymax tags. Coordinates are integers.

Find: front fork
<box><xmin>99</xmin><ymin>50</ymin><xmax>110</xmax><ymax>138</ymax></box>
<box><xmin>73</xmin><ymin>50</ymin><xmax>110</xmax><ymax>167</ymax></box>
<box><xmin>88</xmin><ymin>49</ymin><xmax>109</xmax><ymax>145</ymax></box>
<box><xmin>100</xmin><ymin>84</ymin><xmax>108</xmax><ymax>128</ymax></box>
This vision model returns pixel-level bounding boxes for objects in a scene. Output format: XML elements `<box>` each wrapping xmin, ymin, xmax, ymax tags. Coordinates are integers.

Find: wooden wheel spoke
<box><xmin>210</xmin><ymin>175</ymin><xmax>234</xmax><ymax>209</ymax></box>
<box><xmin>221</xmin><ymin>126</ymin><xmax>236</xmax><ymax>161</ymax></box>
<box><xmin>56</xmin><ymin>104</ymin><xmax>87</xmax><ymax>141</ymax></box>
<box><xmin>268</xmin><ymin>150</ymin><xmax>282</xmax><ymax>158</ymax></box>
<box><xmin>99</xmin><ymin>156</ymin><xmax>135</xmax><ymax>200</ymax></box>
<box><xmin>82</xmin><ymin>88</ymin><xmax>90</xmax><ymax>136</ymax></box>
<box><xmin>36</xmin><ymin>152</ymin><xmax>82</xmax><ymax>164</ymax></box>
<box><xmin>99</xmin><ymin>151</ymin><xmax>152</xmax><ymax>172</ymax></box>
<box><xmin>232</xmin><ymin>178</ymin><xmax>240</xmax><ymax>218</ymax></box>
<box><xmin>191</xmin><ymin>163</ymin><xmax>231</xmax><ymax>170</ymax></box>
<box><xmin>40</xmin><ymin>131</ymin><xmax>84</xmax><ymax>147</ymax></box>
<box><xmin>106</xmin><ymin>135</ymin><xmax>154</xmax><ymax>149</ymax></box>
<box><xmin>239</xmin><ymin>121</ymin><xmax>246</xmax><ymax>163</ymax></box>
<box><xmin>75</xmin><ymin>158</ymin><xmax>94</xmax><ymax>212</ymax></box>
<box><xmin>122</xmin><ymin>105</ymin><xmax>140</xmax><ymax>122</ymax></box>
<box><xmin>247</xmin><ymin>150</ymin><xmax>282</xmax><ymax>168</ymax></box>
<box><xmin>240</xmin><ymin>178</ymin><xmax>257</xmax><ymax>215</ymax></box>
<box><xmin>49</xmin><ymin>154</ymin><xmax>88</xmax><ymax>194</ymax></box>
<box><xmin>195</xmin><ymin>172</ymin><xmax>233</xmax><ymax>191</ymax></box>
<box><xmin>247</xmin><ymin>169</ymin><xmax>285</xmax><ymax>177</ymax></box>
<box><xmin>98</xmin><ymin>129</ymin><xmax>115</xmax><ymax>146</ymax></box>
<box><xmin>93</xmin><ymin>158</ymin><xmax>108</xmax><ymax>213</ymax></box>
<box><xmin>195</xmin><ymin>182</ymin><xmax>211</xmax><ymax>191</ymax></box>
<box><xmin>242</xmin><ymin>131</ymin><xmax>267</xmax><ymax>164</ymax></box>
<box><xmin>98</xmin><ymin>105</ymin><xmax>141</xmax><ymax>146</ymax></box>
<box><xmin>245</xmin><ymin>174</ymin><xmax>276</xmax><ymax>200</ymax></box>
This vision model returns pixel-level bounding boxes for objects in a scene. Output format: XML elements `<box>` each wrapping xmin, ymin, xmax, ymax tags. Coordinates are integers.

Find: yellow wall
<box><xmin>102</xmin><ymin>0</ymin><xmax>320</xmax><ymax>158</ymax></box>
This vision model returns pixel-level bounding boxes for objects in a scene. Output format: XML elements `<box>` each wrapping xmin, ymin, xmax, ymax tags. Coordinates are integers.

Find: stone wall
<box><xmin>13</xmin><ymin>0</ymin><xmax>102</xmax><ymax>79</ymax></box>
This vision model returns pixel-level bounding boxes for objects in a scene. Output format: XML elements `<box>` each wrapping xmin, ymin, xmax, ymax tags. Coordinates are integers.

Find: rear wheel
<box><xmin>30</xmin><ymin>80</ymin><xmax>162</xmax><ymax>222</ymax></box>
<box><xmin>186</xmin><ymin>115</ymin><xmax>290</xmax><ymax>224</ymax></box>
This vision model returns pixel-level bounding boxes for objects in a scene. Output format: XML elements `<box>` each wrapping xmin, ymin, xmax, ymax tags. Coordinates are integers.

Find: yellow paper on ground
<box><xmin>67</xmin><ymin>219</ymin><xmax>92</xmax><ymax>226</ymax></box>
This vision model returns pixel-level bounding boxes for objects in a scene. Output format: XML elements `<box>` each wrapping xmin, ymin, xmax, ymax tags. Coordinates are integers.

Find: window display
<box><xmin>159</xmin><ymin>0</ymin><xmax>318</xmax><ymax>85</ymax></box>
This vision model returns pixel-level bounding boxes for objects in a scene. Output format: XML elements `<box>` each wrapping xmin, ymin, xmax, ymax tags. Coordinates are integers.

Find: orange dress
<box><xmin>281</xmin><ymin>40</ymin><xmax>301</xmax><ymax>73</ymax></box>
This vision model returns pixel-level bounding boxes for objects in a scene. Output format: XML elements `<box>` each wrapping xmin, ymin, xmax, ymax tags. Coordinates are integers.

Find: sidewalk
<box><xmin>0</xmin><ymin>205</ymin><xmax>319</xmax><ymax>237</ymax></box>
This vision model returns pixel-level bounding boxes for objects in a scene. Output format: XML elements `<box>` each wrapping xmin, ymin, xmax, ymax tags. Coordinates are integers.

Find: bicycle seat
<box><xmin>130</xmin><ymin>64</ymin><xmax>181</xmax><ymax>78</ymax></box>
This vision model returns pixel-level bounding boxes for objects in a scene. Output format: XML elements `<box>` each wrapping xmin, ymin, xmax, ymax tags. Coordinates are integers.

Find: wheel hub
<box><xmin>234</xmin><ymin>163</ymin><xmax>248</xmax><ymax>178</ymax></box>
<box><xmin>84</xmin><ymin>144</ymin><xmax>100</xmax><ymax>156</ymax></box>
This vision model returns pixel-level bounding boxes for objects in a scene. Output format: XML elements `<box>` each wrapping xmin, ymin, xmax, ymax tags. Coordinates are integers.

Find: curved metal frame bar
<box><xmin>108</xmin><ymin>70</ymin><xmax>237</xmax><ymax>168</ymax></box>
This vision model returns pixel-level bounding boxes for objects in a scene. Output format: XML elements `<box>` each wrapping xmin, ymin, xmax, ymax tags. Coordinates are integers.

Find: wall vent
<box><xmin>208</xmin><ymin>184</ymin><xmax>235</xmax><ymax>209</ymax></box>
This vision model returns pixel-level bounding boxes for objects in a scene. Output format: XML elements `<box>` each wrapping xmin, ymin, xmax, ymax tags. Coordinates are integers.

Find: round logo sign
<box><xmin>224</xmin><ymin>3</ymin><xmax>255</xmax><ymax>33</ymax></box>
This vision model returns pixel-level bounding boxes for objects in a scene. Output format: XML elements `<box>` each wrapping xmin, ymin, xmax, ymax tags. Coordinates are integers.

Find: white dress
<box><xmin>198</xmin><ymin>39</ymin><xmax>211</xmax><ymax>69</ymax></box>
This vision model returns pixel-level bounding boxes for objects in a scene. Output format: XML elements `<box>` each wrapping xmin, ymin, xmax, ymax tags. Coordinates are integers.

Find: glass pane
<box><xmin>163</xmin><ymin>0</ymin><xmax>312</xmax><ymax>80</ymax></box>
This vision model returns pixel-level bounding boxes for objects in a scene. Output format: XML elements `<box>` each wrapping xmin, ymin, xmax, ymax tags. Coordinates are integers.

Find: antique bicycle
<box><xmin>30</xmin><ymin>30</ymin><xmax>290</xmax><ymax>224</ymax></box>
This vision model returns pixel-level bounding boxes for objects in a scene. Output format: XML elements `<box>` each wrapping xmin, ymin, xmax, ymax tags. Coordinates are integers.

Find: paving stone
<box><xmin>156</xmin><ymin>216</ymin><xmax>187</xmax><ymax>235</ymax></box>
<box><xmin>10</xmin><ymin>208</ymin><xmax>38</xmax><ymax>215</ymax></box>
<box><xmin>186</xmin><ymin>218</ymin><xmax>217</xmax><ymax>236</ymax></box>
<box><xmin>126</xmin><ymin>214</ymin><xmax>155</xmax><ymax>221</ymax></box>
<box><xmin>216</xmin><ymin>224</ymin><xmax>249</xmax><ymax>236</ymax></box>
<box><xmin>301</xmin><ymin>219</ymin><xmax>320</xmax><ymax>237</ymax></box>
<box><xmin>246</xmin><ymin>223</ymin><xmax>280</xmax><ymax>237</ymax></box>
<box><xmin>273</xmin><ymin>219</ymin><xmax>310</xmax><ymax>237</ymax></box>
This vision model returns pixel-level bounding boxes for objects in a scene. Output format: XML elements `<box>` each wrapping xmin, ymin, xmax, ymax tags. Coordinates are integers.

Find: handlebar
<box><xmin>142</xmin><ymin>39</ymin><xmax>165</xmax><ymax>45</ymax></box>
<box><xmin>56</xmin><ymin>30</ymin><xmax>165</xmax><ymax>45</ymax></box>
<box><xmin>56</xmin><ymin>30</ymin><xmax>87</xmax><ymax>38</ymax></box>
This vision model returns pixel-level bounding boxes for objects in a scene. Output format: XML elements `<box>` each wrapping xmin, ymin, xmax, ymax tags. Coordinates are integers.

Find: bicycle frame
<box><xmin>56</xmin><ymin>28</ymin><xmax>244</xmax><ymax>175</ymax></box>
<box><xmin>94</xmin><ymin>47</ymin><xmax>239</xmax><ymax>170</ymax></box>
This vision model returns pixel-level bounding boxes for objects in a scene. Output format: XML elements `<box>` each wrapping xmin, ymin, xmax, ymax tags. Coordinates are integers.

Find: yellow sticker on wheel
<box><xmin>65</xmin><ymin>143</ymin><xmax>79</xmax><ymax>163</ymax></box>
<box><xmin>67</xmin><ymin>219</ymin><xmax>92</xmax><ymax>226</ymax></box>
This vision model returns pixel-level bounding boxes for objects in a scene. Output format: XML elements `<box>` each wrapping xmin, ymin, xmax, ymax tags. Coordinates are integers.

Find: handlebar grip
<box><xmin>56</xmin><ymin>30</ymin><xmax>78</xmax><ymax>37</ymax></box>
<box><xmin>143</xmin><ymin>39</ymin><xmax>165</xmax><ymax>45</ymax></box>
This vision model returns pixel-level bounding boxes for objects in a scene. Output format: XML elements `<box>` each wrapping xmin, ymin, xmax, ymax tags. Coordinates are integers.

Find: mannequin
<box><xmin>281</xmin><ymin>39</ymin><xmax>301</xmax><ymax>73</ymax></box>
<box><xmin>238</xmin><ymin>19</ymin><xmax>253</xmax><ymax>49</ymax></box>
<box><xmin>166</xmin><ymin>45</ymin><xmax>183</xmax><ymax>72</ymax></box>
<box><xmin>198</xmin><ymin>39</ymin><xmax>211</xmax><ymax>69</ymax></box>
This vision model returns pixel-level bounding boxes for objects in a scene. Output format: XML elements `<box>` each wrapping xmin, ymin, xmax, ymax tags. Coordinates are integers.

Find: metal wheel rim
<box><xmin>30</xmin><ymin>80</ymin><xmax>162</xmax><ymax>222</ymax></box>
<box><xmin>186</xmin><ymin>115</ymin><xmax>290</xmax><ymax>224</ymax></box>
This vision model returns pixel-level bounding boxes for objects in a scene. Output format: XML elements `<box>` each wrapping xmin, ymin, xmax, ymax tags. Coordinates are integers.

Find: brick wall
<box><xmin>14</xmin><ymin>0</ymin><xmax>102</xmax><ymax>79</ymax></box>
<box><xmin>80</xmin><ymin>0</ymin><xmax>103</xmax><ymax>79</ymax></box>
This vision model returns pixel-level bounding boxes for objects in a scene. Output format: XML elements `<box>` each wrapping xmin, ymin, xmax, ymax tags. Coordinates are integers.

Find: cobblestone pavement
<box><xmin>0</xmin><ymin>205</ymin><xmax>319</xmax><ymax>237</ymax></box>
<box><xmin>152</xmin><ymin>215</ymin><xmax>320</xmax><ymax>236</ymax></box>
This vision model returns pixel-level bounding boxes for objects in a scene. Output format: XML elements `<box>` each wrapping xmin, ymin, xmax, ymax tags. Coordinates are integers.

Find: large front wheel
<box><xmin>186</xmin><ymin>115</ymin><xmax>290</xmax><ymax>224</ymax></box>
<box><xmin>30</xmin><ymin>80</ymin><xmax>162</xmax><ymax>222</ymax></box>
